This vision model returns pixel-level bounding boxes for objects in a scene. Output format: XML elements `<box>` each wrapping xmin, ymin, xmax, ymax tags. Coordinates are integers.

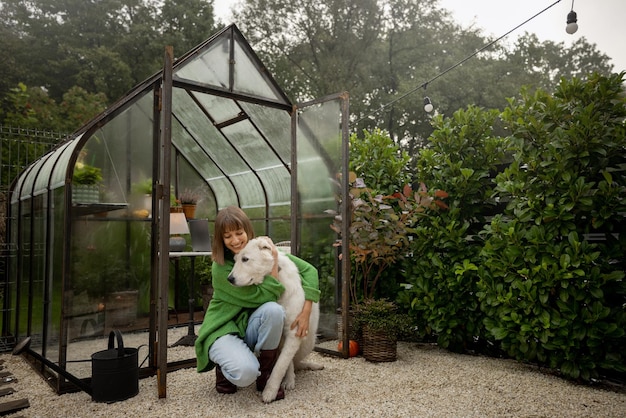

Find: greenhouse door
<box><xmin>292</xmin><ymin>92</ymin><xmax>352</xmax><ymax>357</ymax></box>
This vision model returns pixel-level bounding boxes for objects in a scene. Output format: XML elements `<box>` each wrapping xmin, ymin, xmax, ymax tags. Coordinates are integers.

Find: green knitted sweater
<box><xmin>194</xmin><ymin>253</ymin><xmax>320</xmax><ymax>373</ymax></box>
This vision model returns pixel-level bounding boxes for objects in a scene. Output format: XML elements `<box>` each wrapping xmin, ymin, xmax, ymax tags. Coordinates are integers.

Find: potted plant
<box><xmin>72</xmin><ymin>162</ymin><xmax>103</xmax><ymax>203</ymax></box>
<box><xmin>353</xmin><ymin>298</ymin><xmax>400</xmax><ymax>362</ymax></box>
<box><xmin>330</xmin><ymin>176</ymin><xmax>446</xmax><ymax>305</ymax></box>
<box><xmin>131</xmin><ymin>178</ymin><xmax>153</xmax><ymax>217</ymax></box>
<box><xmin>178</xmin><ymin>188</ymin><xmax>200</xmax><ymax>219</ymax></box>
<box><xmin>328</xmin><ymin>174</ymin><xmax>448</xmax><ymax>351</ymax></box>
<box><xmin>170</xmin><ymin>193</ymin><xmax>182</xmax><ymax>213</ymax></box>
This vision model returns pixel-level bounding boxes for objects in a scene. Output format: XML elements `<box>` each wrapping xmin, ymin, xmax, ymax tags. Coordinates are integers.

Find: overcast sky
<box><xmin>214</xmin><ymin>0</ymin><xmax>626</xmax><ymax>72</ymax></box>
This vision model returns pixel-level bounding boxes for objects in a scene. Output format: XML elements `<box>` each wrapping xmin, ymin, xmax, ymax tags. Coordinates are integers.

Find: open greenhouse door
<box><xmin>291</xmin><ymin>92</ymin><xmax>351</xmax><ymax>357</ymax></box>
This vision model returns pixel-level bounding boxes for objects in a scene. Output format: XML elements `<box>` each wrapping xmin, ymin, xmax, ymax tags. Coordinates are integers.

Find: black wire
<box><xmin>356</xmin><ymin>0</ymin><xmax>564</xmax><ymax>123</ymax></box>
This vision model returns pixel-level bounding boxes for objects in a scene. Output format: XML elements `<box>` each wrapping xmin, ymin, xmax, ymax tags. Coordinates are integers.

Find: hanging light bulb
<box><xmin>566</xmin><ymin>1</ymin><xmax>578</xmax><ymax>34</ymax></box>
<box><xmin>423</xmin><ymin>97</ymin><xmax>434</xmax><ymax>113</ymax></box>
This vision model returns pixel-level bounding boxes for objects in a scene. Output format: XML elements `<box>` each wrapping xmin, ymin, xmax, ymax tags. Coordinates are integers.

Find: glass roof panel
<box><xmin>240</xmin><ymin>102</ymin><xmax>291</xmax><ymax>164</ymax></box>
<box><xmin>233</xmin><ymin>39</ymin><xmax>284</xmax><ymax>102</ymax></box>
<box><xmin>17</xmin><ymin>156</ymin><xmax>49</xmax><ymax>200</ymax></box>
<box><xmin>192</xmin><ymin>91</ymin><xmax>241</xmax><ymax>125</ymax></box>
<box><xmin>221</xmin><ymin>120</ymin><xmax>285</xmax><ymax>171</ymax></box>
<box><xmin>33</xmin><ymin>145</ymin><xmax>66</xmax><ymax>196</ymax></box>
<box><xmin>48</xmin><ymin>141</ymin><xmax>75</xmax><ymax>190</ymax></box>
<box><xmin>174</xmin><ymin>32</ymin><xmax>230</xmax><ymax>89</ymax></box>
<box><xmin>172</xmin><ymin>89</ymin><xmax>250</xmax><ymax>175</ymax></box>
<box><xmin>230</xmin><ymin>172</ymin><xmax>265</xmax><ymax>209</ymax></box>
<box><xmin>171</xmin><ymin>117</ymin><xmax>239</xmax><ymax>206</ymax></box>
<box><xmin>257</xmin><ymin>168</ymin><xmax>291</xmax><ymax>206</ymax></box>
<box><xmin>208</xmin><ymin>176</ymin><xmax>239</xmax><ymax>209</ymax></box>
<box><xmin>51</xmin><ymin>136</ymin><xmax>83</xmax><ymax>190</ymax></box>
<box><xmin>173</xmin><ymin>27</ymin><xmax>289</xmax><ymax>106</ymax></box>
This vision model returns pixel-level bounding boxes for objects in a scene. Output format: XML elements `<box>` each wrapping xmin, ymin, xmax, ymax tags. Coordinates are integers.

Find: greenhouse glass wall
<box><xmin>5</xmin><ymin>25</ymin><xmax>350</xmax><ymax>397</ymax></box>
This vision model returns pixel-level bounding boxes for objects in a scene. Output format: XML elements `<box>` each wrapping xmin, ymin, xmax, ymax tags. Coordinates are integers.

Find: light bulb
<box><xmin>566</xmin><ymin>10</ymin><xmax>578</xmax><ymax>34</ymax></box>
<box><xmin>423</xmin><ymin>97</ymin><xmax>434</xmax><ymax>113</ymax></box>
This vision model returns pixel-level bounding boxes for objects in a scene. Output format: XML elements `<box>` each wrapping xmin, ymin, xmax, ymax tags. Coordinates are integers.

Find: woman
<box><xmin>194</xmin><ymin>206</ymin><xmax>320</xmax><ymax>401</ymax></box>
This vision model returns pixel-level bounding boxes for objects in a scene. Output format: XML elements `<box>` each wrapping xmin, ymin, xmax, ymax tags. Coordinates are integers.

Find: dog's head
<box><xmin>227</xmin><ymin>237</ymin><xmax>275</xmax><ymax>287</ymax></box>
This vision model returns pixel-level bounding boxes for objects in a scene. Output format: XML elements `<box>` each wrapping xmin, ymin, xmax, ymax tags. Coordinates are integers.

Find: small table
<box><xmin>169</xmin><ymin>251</ymin><xmax>211</xmax><ymax>347</ymax></box>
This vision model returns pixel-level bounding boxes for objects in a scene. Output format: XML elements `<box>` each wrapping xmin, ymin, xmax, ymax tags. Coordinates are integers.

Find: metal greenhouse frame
<box><xmin>5</xmin><ymin>24</ymin><xmax>351</xmax><ymax>398</ymax></box>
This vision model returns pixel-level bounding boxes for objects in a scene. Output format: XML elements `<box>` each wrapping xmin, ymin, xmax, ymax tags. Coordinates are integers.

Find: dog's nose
<box><xmin>227</xmin><ymin>275</ymin><xmax>235</xmax><ymax>284</ymax></box>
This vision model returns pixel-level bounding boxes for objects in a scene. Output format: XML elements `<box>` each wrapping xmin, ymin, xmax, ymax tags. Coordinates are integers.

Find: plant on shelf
<box><xmin>73</xmin><ymin>163</ymin><xmax>103</xmax><ymax>185</ymax></box>
<box><xmin>170</xmin><ymin>192</ymin><xmax>182</xmax><ymax>213</ymax></box>
<box><xmin>72</xmin><ymin>160</ymin><xmax>103</xmax><ymax>203</ymax></box>
<box><xmin>178</xmin><ymin>188</ymin><xmax>200</xmax><ymax>219</ymax></box>
<box><xmin>178</xmin><ymin>188</ymin><xmax>200</xmax><ymax>205</ymax></box>
<box><xmin>130</xmin><ymin>178</ymin><xmax>153</xmax><ymax>217</ymax></box>
<box><xmin>131</xmin><ymin>178</ymin><xmax>153</xmax><ymax>195</ymax></box>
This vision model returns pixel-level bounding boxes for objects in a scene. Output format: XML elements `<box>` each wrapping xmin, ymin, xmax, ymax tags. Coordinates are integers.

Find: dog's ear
<box><xmin>256</xmin><ymin>236</ymin><xmax>273</xmax><ymax>252</ymax></box>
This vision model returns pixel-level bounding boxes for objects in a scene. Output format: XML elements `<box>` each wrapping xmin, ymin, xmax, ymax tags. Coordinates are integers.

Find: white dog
<box><xmin>228</xmin><ymin>237</ymin><xmax>323</xmax><ymax>402</ymax></box>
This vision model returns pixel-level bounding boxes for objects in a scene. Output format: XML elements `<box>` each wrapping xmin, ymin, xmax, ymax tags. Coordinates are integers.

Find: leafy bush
<box><xmin>477</xmin><ymin>72</ymin><xmax>626</xmax><ymax>380</ymax></box>
<box><xmin>349</xmin><ymin>128</ymin><xmax>411</xmax><ymax>194</ymax></box>
<box><xmin>399</xmin><ymin>105</ymin><xmax>507</xmax><ymax>352</ymax></box>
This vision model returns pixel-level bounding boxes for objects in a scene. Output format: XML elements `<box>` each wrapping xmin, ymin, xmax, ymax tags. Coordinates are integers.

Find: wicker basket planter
<box><xmin>353</xmin><ymin>299</ymin><xmax>399</xmax><ymax>362</ymax></box>
<box><xmin>362</xmin><ymin>325</ymin><xmax>397</xmax><ymax>362</ymax></box>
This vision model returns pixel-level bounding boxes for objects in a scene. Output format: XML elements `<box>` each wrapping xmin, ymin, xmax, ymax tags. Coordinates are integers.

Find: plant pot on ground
<box><xmin>353</xmin><ymin>298</ymin><xmax>400</xmax><ymax>362</ymax></box>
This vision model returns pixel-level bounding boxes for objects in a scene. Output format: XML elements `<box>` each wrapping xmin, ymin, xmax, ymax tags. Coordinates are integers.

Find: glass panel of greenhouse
<box><xmin>6</xmin><ymin>25</ymin><xmax>350</xmax><ymax>397</ymax></box>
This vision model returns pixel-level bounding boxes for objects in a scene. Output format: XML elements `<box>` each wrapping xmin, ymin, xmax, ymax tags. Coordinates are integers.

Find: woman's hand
<box><xmin>291</xmin><ymin>300</ymin><xmax>313</xmax><ymax>338</ymax></box>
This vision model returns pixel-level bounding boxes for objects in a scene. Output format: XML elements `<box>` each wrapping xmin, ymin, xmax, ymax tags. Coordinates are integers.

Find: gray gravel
<box><xmin>1</xmin><ymin>340</ymin><xmax>624</xmax><ymax>417</ymax></box>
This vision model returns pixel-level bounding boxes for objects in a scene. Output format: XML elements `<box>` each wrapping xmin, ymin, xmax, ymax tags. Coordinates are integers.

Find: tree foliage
<box><xmin>0</xmin><ymin>0</ymin><xmax>219</xmax><ymax>105</ymax></box>
<box><xmin>0</xmin><ymin>0</ymin><xmax>616</xmax><ymax>154</ymax></box>
<box><xmin>234</xmin><ymin>0</ymin><xmax>614</xmax><ymax>162</ymax></box>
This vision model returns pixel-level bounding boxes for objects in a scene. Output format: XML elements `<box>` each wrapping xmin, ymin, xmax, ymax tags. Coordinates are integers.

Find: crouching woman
<box><xmin>194</xmin><ymin>206</ymin><xmax>320</xmax><ymax>401</ymax></box>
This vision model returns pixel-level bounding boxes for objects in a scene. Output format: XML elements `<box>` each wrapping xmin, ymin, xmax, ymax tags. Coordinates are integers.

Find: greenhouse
<box><xmin>6</xmin><ymin>24</ymin><xmax>350</xmax><ymax>397</ymax></box>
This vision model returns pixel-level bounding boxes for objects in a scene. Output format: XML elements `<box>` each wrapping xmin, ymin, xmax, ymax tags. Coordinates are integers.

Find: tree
<box><xmin>234</xmin><ymin>0</ymin><xmax>615</xmax><ymax>164</ymax></box>
<box><xmin>160</xmin><ymin>0</ymin><xmax>221</xmax><ymax>57</ymax></box>
<box><xmin>1</xmin><ymin>83</ymin><xmax>106</xmax><ymax>133</ymax></box>
<box><xmin>0</xmin><ymin>0</ymin><xmax>220</xmax><ymax>105</ymax></box>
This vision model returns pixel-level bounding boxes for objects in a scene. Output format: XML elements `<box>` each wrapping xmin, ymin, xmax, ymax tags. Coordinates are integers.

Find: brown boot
<box><xmin>215</xmin><ymin>365</ymin><xmax>237</xmax><ymax>394</ymax></box>
<box><xmin>256</xmin><ymin>349</ymin><xmax>285</xmax><ymax>400</ymax></box>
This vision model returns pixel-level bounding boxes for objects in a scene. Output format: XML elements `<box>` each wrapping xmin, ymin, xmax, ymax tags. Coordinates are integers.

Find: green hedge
<box><xmin>397</xmin><ymin>72</ymin><xmax>626</xmax><ymax>381</ymax></box>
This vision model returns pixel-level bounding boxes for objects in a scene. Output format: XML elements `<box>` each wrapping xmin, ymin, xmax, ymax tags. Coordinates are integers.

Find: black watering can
<box><xmin>13</xmin><ymin>329</ymin><xmax>142</xmax><ymax>403</ymax></box>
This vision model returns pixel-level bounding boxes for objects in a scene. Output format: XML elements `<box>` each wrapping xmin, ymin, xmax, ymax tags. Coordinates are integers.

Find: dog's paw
<box><xmin>262</xmin><ymin>384</ymin><xmax>280</xmax><ymax>403</ymax></box>
<box><xmin>283</xmin><ymin>372</ymin><xmax>295</xmax><ymax>390</ymax></box>
<box><xmin>296</xmin><ymin>361</ymin><xmax>325</xmax><ymax>371</ymax></box>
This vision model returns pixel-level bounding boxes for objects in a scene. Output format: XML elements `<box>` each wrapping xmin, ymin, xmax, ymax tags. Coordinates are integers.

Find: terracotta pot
<box><xmin>182</xmin><ymin>204</ymin><xmax>196</xmax><ymax>219</ymax></box>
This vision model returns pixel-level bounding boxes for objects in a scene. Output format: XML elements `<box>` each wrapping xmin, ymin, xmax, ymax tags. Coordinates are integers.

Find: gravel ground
<box><xmin>1</xmin><ymin>339</ymin><xmax>625</xmax><ymax>418</ymax></box>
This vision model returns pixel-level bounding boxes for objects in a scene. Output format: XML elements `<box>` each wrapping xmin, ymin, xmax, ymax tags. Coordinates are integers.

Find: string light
<box><xmin>355</xmin><ymin>0</ymin><xmax>566</xmax><ymax>124</ymax></box>
<box><xmin>422</xmin><ymin>83</ymin><xmax>434</xmax><ymax>112</ymax></box>
<box><xmin>566</xmin><ymin>0</ymin><xmax>578</xmax><ymax>34</ymax></box>
<box><xmin>423</xmin><ymin>97</ymin><xmax>433</xmax><ymax>113</ymax></box>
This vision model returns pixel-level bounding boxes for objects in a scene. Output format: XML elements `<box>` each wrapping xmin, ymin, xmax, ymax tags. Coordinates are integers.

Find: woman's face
<box><xmin>223</xmin><ymin>227</ymin><xmax>248</xmax><ymax>254</ymax></box>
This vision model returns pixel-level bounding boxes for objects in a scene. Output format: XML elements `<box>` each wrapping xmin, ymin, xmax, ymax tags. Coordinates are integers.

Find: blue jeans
<box><xmin>209</xmin><ymin>302</ymin><xmax>285</xmax><ymax>387</ymax></box>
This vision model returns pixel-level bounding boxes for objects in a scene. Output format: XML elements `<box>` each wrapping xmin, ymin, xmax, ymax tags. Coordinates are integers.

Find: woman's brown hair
<box><xmin>211</xmin><ymin>206</ymin><xmax>255</xmax><ymax>264</ymax></box>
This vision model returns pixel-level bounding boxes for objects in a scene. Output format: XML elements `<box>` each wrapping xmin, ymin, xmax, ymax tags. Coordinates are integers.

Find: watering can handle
<box><xmin>107</xmin><ymin>330</ymin><xmax>125</xmax><ymax>357</ymax></box>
